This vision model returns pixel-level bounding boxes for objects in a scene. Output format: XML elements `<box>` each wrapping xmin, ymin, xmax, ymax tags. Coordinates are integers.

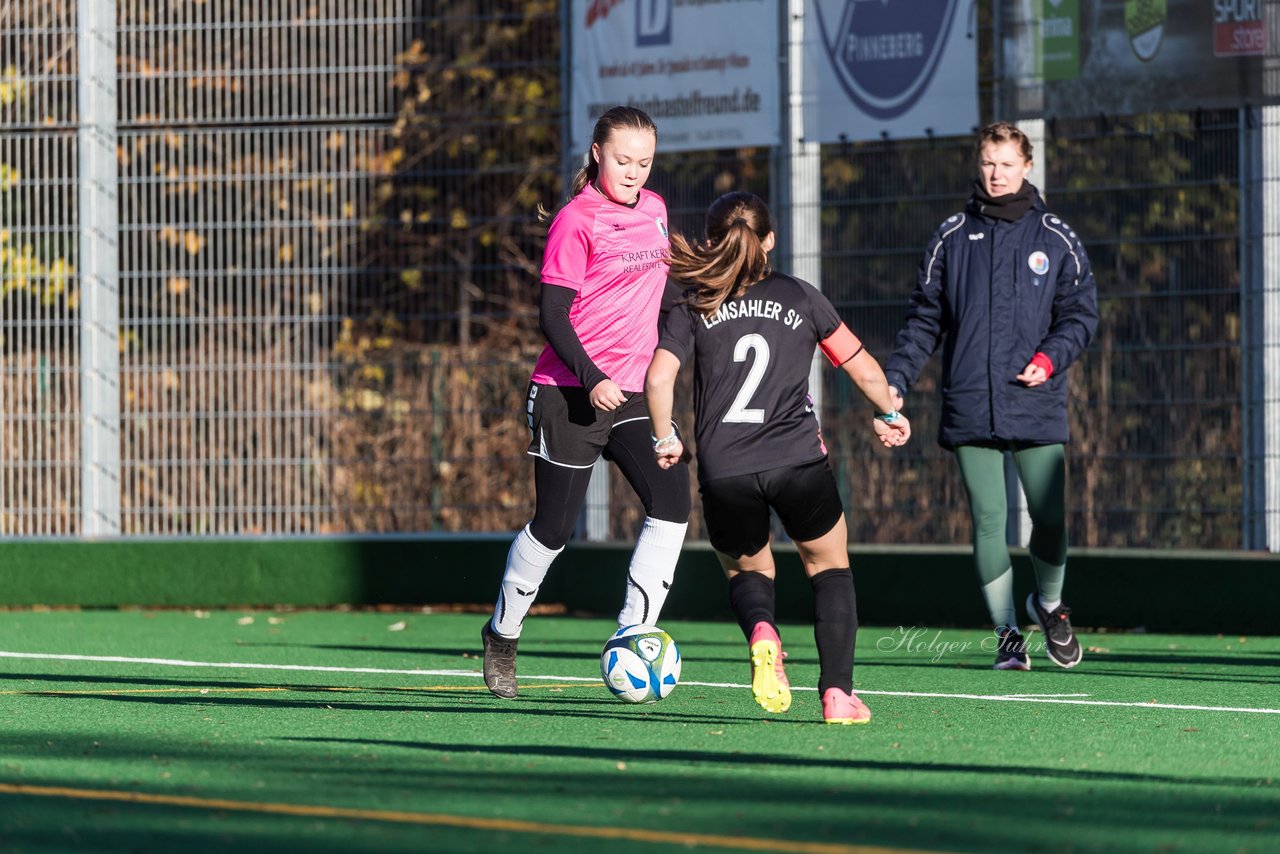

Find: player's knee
<box><xmin>528</xmin><ymin>517</ymin><xmax>574</xmax><ymax>551</ymax></box>
<box><xmin>971</xmin><ymin>509</ymin><xmax>1005</xmax><ymax>539</ymax></box>
<box><xmin>644</xmin><ymin>480</ymin><xmax>691</xmax><ymax>523</ymax></box>
<box><xmin>648</xmin><ymin>495</ymin><xmax>691</xmax><ymax>524</ymax></box>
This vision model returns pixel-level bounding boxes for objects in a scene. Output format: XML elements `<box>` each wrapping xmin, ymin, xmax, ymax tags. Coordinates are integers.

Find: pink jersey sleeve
<box><xmin>540</xmin><ymin>202</ymin><xmax>592</xmax><ymax>291</ymax></box>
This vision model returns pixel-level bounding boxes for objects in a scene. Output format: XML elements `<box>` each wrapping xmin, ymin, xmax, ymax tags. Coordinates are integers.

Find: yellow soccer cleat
<box><xmin>748</xmin><ymin>622</ymin><xmax>791</xmax><ymax>713</ymax></box>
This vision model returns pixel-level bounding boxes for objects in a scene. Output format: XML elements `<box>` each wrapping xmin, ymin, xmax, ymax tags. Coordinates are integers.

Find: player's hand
<box><xmin>874</xmin><ymin>415</ymin><xmax>911</xmax><ymax>448</ymax></box>
<box><xmin>589</xmin><ymin>378</ymin><xmax>627</xmax><ymax>411</ymax></box>
<box><xmin>1016</xmin><ymin>362</ymin><xmax>1047</xmax><ymax>387</ymax></box>
<box><xmin>654</xmin><ymin>438</ymin><xmax>686</xmax><ymax>469</ymax></box>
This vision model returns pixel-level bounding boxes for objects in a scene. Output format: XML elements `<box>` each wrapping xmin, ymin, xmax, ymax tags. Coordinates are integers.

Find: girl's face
<box><xmin>978</xmin><ymin>139</ymin><xmax>1031</xmax><ymax>198</ymax></box>
<box><xmin>591</xmin><ymin>128</ymin><xmax>656</xmax><ymax>205</ymax></box>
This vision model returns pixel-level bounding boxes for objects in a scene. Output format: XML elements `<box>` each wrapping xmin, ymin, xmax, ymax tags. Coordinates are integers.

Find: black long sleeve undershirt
<box><xmin>540</xmin><ymin>283</ymin><xmax>608</xmax><ymax>391</ymax></box>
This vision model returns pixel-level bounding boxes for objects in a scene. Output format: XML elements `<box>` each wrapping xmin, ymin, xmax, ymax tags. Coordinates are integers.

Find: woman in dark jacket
<box><xmin>884</xmin><ymin>121</ymin><xmax>1098</xmax><ymax>672</ymax></box>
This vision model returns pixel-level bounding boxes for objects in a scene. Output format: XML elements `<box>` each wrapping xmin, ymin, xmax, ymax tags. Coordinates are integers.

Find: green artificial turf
<box><xmin>0</xmin><ymin>609</ymin><xmax>1275</xmax><ymax>853</ymax></box>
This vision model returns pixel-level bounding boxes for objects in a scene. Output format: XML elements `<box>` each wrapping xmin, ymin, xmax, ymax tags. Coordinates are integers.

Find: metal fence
<box><xmin>0</xmin><ymin>1</ymin><xmax>1263</xmax><ymax>549</ymax></box>
<box><xmin>812</xmin><ymin>112</ymin><xmax>1244</xmax><ymax>550</ymax></box>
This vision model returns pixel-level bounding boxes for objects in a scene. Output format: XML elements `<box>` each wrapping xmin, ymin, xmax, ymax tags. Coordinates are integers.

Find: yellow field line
<box><xmin>391</xmin><ymin>682</ymin><xmax>585</xmax><ymax>692</ymax></box>
<box><xmin>0</xmin><ymin>683</ymin><xmax>584</xmax><ymax>697</ymax></box>
<box><xmin>0</xmin><ymin>782</ymin><xmax>933</xmax><ymax>854</ymax></box>
<box><xmin>0</xmin><ymin>687</ymin><xmax>289</xmax><ymax>696</ymax></box>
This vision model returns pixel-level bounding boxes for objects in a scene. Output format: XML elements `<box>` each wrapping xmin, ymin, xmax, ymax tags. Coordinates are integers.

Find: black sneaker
<box><xmin>481</xmin><ymin>620</ymin><xmax>519</xmax><ymax>698</ymax></box>
<box><xmin>1026</xmin><ymin>593</ymin><xmax>1083</xmax><ymax>669</ymax></box>
<box><xmin>993</xmin><ymin>627</ymin><xmax>1031</xmax><ymax>671</ymax></box>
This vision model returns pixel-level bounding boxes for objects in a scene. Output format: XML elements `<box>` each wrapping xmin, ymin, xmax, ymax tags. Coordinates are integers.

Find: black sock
<box><xmin>811</xmin><ymin>568</ymin><xmax>856</xmax><ymax>694</ymax></box>
<box><xmin>727</xmin><ymin>572</ymin><xmax>776</xmax><ymax>641</ymax></box>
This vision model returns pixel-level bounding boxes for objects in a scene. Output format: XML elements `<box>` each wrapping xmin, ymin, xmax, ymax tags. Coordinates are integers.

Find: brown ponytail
<box><xmin>667</xmin><ymin>192</ymin><xmax>772</xmax><ymax>317</ymax></box>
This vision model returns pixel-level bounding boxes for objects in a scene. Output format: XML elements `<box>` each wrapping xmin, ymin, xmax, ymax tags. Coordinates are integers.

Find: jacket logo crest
<box><xmin>1028</xmin><ymin>251</ymin><xmax>1050</xmax><ymax>276</ymax></box>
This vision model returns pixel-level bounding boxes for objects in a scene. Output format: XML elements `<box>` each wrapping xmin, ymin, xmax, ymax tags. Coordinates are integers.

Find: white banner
<box><xmin>803</xmin><ymin>0</ymin><xmax>978</xmax><ymax>143</ymax></box>
<box><xmin>570</xmin><ymin>0</ymin><xmax>780</xmax><ymax>154</ymax></box>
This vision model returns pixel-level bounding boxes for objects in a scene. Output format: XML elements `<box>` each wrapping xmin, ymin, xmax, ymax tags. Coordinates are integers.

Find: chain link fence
<box><xmin>0</xmin><ymin>1</ymin><xmax>1256</xmax><ymax>548</ymax></box>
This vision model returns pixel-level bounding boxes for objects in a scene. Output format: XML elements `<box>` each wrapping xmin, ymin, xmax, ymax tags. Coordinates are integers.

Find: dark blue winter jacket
<box><xmin>883</xmin><ymin>188</ymin><xmax>1098</xmax><ymax>449</ymax></box>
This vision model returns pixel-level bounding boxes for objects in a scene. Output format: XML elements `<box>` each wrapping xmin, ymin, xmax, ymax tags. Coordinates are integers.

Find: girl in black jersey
<box><xmin>645</xmin><ymin>192</ymin><xmax>910</xmax><ymax>724</ymax></box>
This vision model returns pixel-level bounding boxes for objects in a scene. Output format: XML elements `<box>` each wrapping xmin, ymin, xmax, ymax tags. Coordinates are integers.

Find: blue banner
<box><xmin>803</xmin><ymin>0</ymin><xmax>978</xmax><ymax>142</ymax></box>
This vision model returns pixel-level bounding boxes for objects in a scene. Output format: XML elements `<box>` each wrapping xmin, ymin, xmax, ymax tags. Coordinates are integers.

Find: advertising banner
<box><xmin>1004</xmin><ymin>0</ymin><xmax>1276</xmax><ymax>119</ymax></box>
<box><xmin>1039</xmin><ymin>0</ymin><xmax>1080</xmax><ymax>82</ymax></box>
<box><xmin>570</xmin><ymin>0</ymin><xmax>780</xmax><ymax>154</ymax></box>
<box><xmin>801</xmin><ymin>0</ymin><xmax>979</xmax><ymax>143</ymax></box>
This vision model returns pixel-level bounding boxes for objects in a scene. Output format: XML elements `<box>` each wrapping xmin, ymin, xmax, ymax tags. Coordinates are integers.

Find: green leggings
<box><xmin>953</xmin><ymin>442</ymin><xmax>1068</xmax><ymax>609</ymax></box>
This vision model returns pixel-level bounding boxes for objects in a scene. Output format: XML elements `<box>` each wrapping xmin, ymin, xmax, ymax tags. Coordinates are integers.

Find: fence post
<box><xmin>1264</xmin><ymin>107</ymin><xmax>1280</xmax><ymax>551</ymax></box>
<box><xmin>1242</xmin><ymin>104</ymin><xmax>1279</xmax><ymax>551</ymax></box>
<box><xmin>782</xmin><ymin>0</ymin><xmax>823</xmax><ymax>412</ymax></box>
<box><xmin>1005</xmin><ymin>118</ymin><xmax>1046</xmax><ymax>550</ymax></box>
<box><xmin>77</xmin><ymin>0</ymin><xmax>121</xmax><ymax>536</ymax></box>
<box><xmin>557</xmin><ymin>8</ymin><xmax>609</xmax><ymax>542</ymax></box>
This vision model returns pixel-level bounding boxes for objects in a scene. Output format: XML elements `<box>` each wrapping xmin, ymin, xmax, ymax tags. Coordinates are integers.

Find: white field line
<box><xmin>1</xmin><ymin>650</ymin><xmax>1277</xmax><ymax>715</ymax></box>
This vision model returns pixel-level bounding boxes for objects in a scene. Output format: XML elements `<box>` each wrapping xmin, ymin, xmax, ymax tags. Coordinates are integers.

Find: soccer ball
<box><xmin>600</xmin><ymin>624</ymin><xmax>681</xmax><ymax>704</ymax></box>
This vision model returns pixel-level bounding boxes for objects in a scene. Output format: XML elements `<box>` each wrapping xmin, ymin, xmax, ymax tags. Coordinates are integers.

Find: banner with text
<box><xmin>571</xmin><ymin>0</ymin><xmax>780</xmax><ymax>154</ymax></box>
<box><xmin>802</xmin><ymin>0</ymin><xmax>978</xmax><ymax>143</ymax></box>
<box><xmin>1002</xmin><ymin>0</ymin><xmax>1277</xmax><ymax>119</ymax></box>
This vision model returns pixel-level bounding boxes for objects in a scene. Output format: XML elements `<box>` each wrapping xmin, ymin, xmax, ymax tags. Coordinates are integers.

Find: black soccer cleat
<box><xmin>481</xmin><ymin>620</ymin><xmax>519</xmax><ymax>698</ymax></box>
<box><xmin>993</xmin><ymin>627</ymin><xmax>1031</xmax><ymax>671</ymax></box>
<box><xmin>1026</xmin><ymin>593</ymin><xmax>1083</xmax><ymax>669</ymax></box>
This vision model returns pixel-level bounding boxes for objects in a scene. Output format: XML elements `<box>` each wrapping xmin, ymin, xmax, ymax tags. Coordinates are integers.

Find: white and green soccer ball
<box><xmin>600</xmin><ymin>624</ymin><xmax>681</xmax><ymax>704</ymax></box>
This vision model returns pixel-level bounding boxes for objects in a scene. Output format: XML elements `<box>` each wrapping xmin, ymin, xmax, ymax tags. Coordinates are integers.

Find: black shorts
<box><xmin>700</xmin><ymin>457</ymin><xmax>844</xmax><ymax>558</ymax></box>
<box><xmin>524</xmin><ymin>382</ymin><xmax>657</xmax><ymax>468</ymax></box>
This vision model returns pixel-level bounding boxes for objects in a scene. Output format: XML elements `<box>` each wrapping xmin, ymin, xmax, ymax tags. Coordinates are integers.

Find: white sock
<box><xmin>617</xmin><ymin>517</ymin><xmax>688</xmax><ymax>628</ymax></box>
<box><xmin>491</xmin><ymin>525</ymin><xmax>562</xmax><ymax>638</ymax></box>
<box><xmin>981</xmin><ymin>567</ymin><xmax>1017</xmax><ymax>632</ymax></box>
<box><xmin>1038</xmin><ymin>596</ymin><xmax>1061</xmax><ymax>613</ymax></box>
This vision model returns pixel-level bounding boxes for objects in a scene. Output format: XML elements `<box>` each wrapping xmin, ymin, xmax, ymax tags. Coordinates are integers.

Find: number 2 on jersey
<box><xmin>723</xmin><ymin>333</ymin><xmax>770</xmax><ymax>423</ymax></box>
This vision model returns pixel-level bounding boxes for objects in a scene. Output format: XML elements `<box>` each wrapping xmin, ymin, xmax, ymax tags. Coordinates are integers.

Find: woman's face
<box><xmin>591</xmin><ymin>128</ymin><xmax>656</xmax><ymax>205</ymax></box>
<box><xmin>979</xmin><ymin>139</ymin><xmax>1031</xmax><ymax>198</ymax></box>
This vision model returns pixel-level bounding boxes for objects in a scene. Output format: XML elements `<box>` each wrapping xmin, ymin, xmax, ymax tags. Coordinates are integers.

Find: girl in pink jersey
<box><xmin>480</xmin><ymin>107</ymin><xmax>690</xmax><ymax>699</ymax></box>
<box><xmin>646</xmin><ymin>192</ymin><xmax>910</xmax><ymax>724</ymax></box>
